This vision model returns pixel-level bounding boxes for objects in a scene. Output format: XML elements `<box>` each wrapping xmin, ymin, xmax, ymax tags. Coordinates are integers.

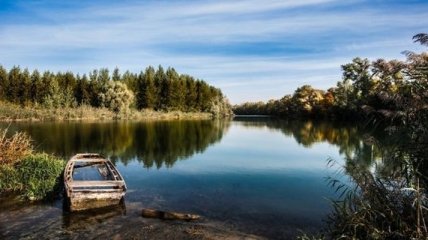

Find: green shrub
<box><xmin>0</xmin><ymin>164</ymin><xmax>20</xmax><ymax>191</ymax></box>
<box><xmin>0</xmin><ymin>153</ymin><xmax>65</xmax><ymax>200</ymax></box>
<box><xmin>100</xmin><ymin>81</ymin><xmax>134</xmax><ymax>114</ymax></box>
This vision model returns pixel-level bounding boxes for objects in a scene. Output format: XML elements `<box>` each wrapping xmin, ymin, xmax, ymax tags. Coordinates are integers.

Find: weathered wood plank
<box><xmin>70</xmin><ymin>181</ymin><xmax>125</xmax><ymax>188</ymax></box>
<box><xmin>104</xmin><ymin>161</ymin><xmax>120</xmax><ymax>180</ymax></box>
<box><xmin>72</xmin><ymin>189</ymin><xmax>124</xmax><ymax>193</ymax></box>
<box><xmin>70</xmin><ymin>159</ymin><xmax>106</xmax><ymax>163</ymax></box>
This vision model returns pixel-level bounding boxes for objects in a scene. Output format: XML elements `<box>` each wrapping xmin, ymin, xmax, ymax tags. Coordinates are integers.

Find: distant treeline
<box><xmin>234</xmin><ymin>34</ymin><xmax>428</xmax><ymax>121</ymax></box>
<box><xmin>0</xmin><ymin>65</ymin><xmax>231</xmax><ymax>115</ymax></box>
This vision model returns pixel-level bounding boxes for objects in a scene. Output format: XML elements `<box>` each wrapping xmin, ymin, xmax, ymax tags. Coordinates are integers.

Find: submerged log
<box><xmin>141</xmin><ymin>208</ymin><xmax>201</xmax><ymax>221</ymax></box>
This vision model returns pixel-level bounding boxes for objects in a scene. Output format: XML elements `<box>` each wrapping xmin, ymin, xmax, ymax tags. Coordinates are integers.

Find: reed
<box><xmin>0</xmin><ymin>101</ymin><xmax>213</xmax><ymax>121</ymax></box>
<box><xmin>0</xmin><ymin>128</ymin><xmax>32</xmax><ymax>165</ymax></box>
<box><xmin>325</xmin><ymin>160</ymin><xmax>427</xmax><ymax>239</ymax></box>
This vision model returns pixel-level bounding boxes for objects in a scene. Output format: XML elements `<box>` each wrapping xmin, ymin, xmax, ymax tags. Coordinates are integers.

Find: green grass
<box><xmin>0</xmin><ymin>153</ymin><xmax>65</xmax><ymax>200</ymax></box>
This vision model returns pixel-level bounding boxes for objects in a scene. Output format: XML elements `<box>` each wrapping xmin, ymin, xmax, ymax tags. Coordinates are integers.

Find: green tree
<box><xmin>185</xmin><ymin>76</ymin><xmax>197</xmax><ymax>111</ymax></box>
<box><xmin>0</xmin><ymin>65</ymin><xmax>8</xmax><ymax>101</ymax></box>
<box><xmin>122</xmin><ymin>70</ymin><xmax>138</xmax><ymax>93</ymax></box>
<box><xmin>7</xmin><ymin>66</ymin><xmax>21</xmax><ymax>103</ymax></box>
<box><xmin>136</xmin><ymin>66</ymin><xmax>157</xmax><ymax>109</ymax></box>
<box><xmin>165</xmin><ymin>67</ymin><xmax>179</xmax><ymax>110</ymax></box>
<box><xmin>100</xmin><ymin>81</ymin><xmax>134</xmax><ymax>114</ymax></box>
<box><xmin>88</xmin><ymin>70</ymin><xmax>101</xmax><ymax>107</ymax></box>
<box><xmin>196</xmin><ymin>80</ymin><xmax>211</xmax><ymax>111</ymax></box>
<box><xmin>18</xmin><ymin>68</ymin><xmax>31</xmax><ymax>105</ymax></box>
<box><xmin>341</xmin><ymin>58</ymin><xmax>371</xmax><ymax>104</ymax></box>
<box><xmin>30</xmin><ymin>70</ymin><xmax>43</xmax><ymax>104</ymax></box>
<box><xmin>75</xmin><ymin>74</ymin><xmax>91</xmax><ymax>105</ymax></box>
<box><xmin>112</xmin><ymin>67</ymin><xmax>121</xmax><ymax>82</ymax></box>
<box><xmin>154</xmin><ymin>66</ymin><xmax>166</xmax><ymax>110</ymax></box>
<box><xmin>174</xmin><ymin>75</ymin><xmax>187</xmax><ymax>110</ymax></box>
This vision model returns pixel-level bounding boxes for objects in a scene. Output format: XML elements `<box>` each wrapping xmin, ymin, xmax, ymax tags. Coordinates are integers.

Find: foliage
<box><xmin>233</xmin><ymin>33</ymin><xmax>428</xmax><ymax>122</ymax></box>
<box><xmin>0</xmin><ymin>153</ymin><xmax>65</xmax><ymax>200</ymax></box>
<box><xmin>0</xmin><ymin>128</ymin><xmax>32</xmax><ymax>165</ymax></box>
<box><xmin>298</xmin><ymin>33</ymin><xmax>428</xmax><ymax>240</ymax></box>
<box><xmin>0</xmin><ymin>65</ymin><xmax>232</xmax><ymax>117</ymax></box>
<box><xmin>289</xmin><ymin>33</ymin><xmax>428</xmax><ymax>239</ymax></box>
<box><xmin>100</xmin><ymin>81</ymin><xmax>134</xmax><ymax>114</ymax></box>
<box><xmin>325</xmin><ymin>160</ymin><xmax>427</xmax><ymax>239</ymax></box>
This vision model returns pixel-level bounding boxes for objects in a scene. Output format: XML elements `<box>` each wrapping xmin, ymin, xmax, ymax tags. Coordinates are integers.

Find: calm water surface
<box><xmin>0</xmin><ymin>117</ymin><xmax>373</xmax><ymax>239</ymax></box>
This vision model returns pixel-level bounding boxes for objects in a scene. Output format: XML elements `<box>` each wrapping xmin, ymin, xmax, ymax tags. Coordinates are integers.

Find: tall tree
<box><xmin>112</xmin><ymin>67</ymin><xmax>121</xmax><ymax>82</ymax></box>
<box><xmin>75</xmin><ymin>74</ymin><xmax>91</xmax><ymax>105</ymax></box>
<box><xmin>98</xmin><ymin>68</ymin><xmax>110</xmax><ymax>91</ymax></box>
<box><xmin>154</xmin><ymin>66</ymin><xmax>166</xmax><ymax>110</ymax></box>
<box><xmin>341</xmin><ymin>58</ymin><xmax>371</xmax><ymax>104</ymax></box>
<box><xmin>165</xmin><ymin>67</ymin><xmax>179</xmax><ymax>110</ymax></box>
<box><xmin>7</xmin><ymin>66</ymin><xmax>21</xmax><ymax>103</ymax></box>
<box><xmin>136</xmin><ymin>66</ymin><xmax>157</xmax><ymax>109</ymax></box>
<box><xmin>122</xmin><ymin>70</ymin><xmax>138</xmax><ymax>93</ymax></box>
<box><xmin>185</xmin><ymin>76</ymin><xmax>197</xmax><ymax>111</ymax></box>
<box><xmin>88</xmin><ymin>70</ymin><xmax>101</xmax><ymax>107</ymax></box>
<box><xmin>0</xmin><ymin>65</ymin><xmax>8</xmax><ymax>101</ymax></box>
<box><xmin>30</xmin><ymin>69</ymin><xmax>42</xmax><ymax>104</ymax></box>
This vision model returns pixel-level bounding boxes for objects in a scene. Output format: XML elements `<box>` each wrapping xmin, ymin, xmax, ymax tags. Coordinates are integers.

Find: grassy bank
<box><xmin>0</xmin><ymin>129</ymin><xmax>65</xmax><ymax>200</ymax></box>
<box><xmin>0</xmin><ymin>101</ymin><xmax>213</xmax><ymax>121</ymax></box>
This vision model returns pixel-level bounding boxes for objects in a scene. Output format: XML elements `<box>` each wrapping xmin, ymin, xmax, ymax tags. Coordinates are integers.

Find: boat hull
<box><xmin>64</xmin><ymin>153</ymin><xmax>127</xmax><ymax>212</ymax></box>
<box><xmin>67</xmin><ymin>191</ymin><xmax>125</xmax><ymax>211</ymax></box>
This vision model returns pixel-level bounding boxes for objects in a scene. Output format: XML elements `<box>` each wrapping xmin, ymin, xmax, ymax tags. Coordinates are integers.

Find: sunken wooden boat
<box><xmin>64</xmin><ymin>153</ymin><xmax>127</xmax><ymax>212</ymax></box>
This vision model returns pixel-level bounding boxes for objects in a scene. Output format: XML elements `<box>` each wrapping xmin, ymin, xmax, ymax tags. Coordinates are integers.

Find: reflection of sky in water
<box><xmin>117</xmin><ymin>121</ymin><xmax>347</xmax><ymax>237</ymax></box>
<box><xmin>0</xmin><ymin>119</ymin><xmax>356</xmax><ymax>239</ymax></box>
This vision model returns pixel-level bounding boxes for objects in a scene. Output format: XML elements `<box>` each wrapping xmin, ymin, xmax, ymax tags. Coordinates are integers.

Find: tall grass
<box><xmin>0</xmin><ymin>128</ymin><xmax>65</xmax><ymax>200</ymax></box>
<box><xmin>325</xmin><ymin>160</ymin><xmax>427</xmax><ymax>239</ymax></box>
<box><xmin>0</xmin><ymin>128</ymin><xmax>32</xmax><ymax>165</ymax></box>
<box><xmin>0</xmin><ymin>153</ymin><xmax>65</xmax><ymax>200</ymax></box>
<box><xmin>0</xmin><ymin>101</ymin><xmax>213</xmax><ymax>121</ymax></box>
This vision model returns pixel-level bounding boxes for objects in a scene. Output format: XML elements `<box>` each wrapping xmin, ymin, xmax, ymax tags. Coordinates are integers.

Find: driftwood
<box><xmin>141</xmin><ymin>208</ymin><xmax>201</xmax><ymax>221</ymax></box>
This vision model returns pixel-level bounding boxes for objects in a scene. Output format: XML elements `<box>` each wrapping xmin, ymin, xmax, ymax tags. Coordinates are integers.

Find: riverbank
<box><xmin>0</xmin><ymin>193</ymin><xmax>264</xmax><ymax>239</ymax></box>
<box><xmin>0</xmin><ymin>128</ymin><xmax>65</xmax><ymax>200</ymax></box>
<box><xmin>0</xmin><ymin>102</ymin><xmax>214</xmax><ymax>121</ymax></box>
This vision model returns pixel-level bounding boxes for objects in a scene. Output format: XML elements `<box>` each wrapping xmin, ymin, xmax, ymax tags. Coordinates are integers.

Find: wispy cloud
<box><xmin>0</xmin><ymin>0</ymin><xmax>427</xmax><ymax>103</ymax></box>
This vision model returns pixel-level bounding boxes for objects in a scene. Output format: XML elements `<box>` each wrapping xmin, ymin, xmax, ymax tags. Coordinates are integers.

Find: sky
<box><xmin>0</xmin><ymin>0</ymin><xmax>427</xmax><ymax>104</ymax></box>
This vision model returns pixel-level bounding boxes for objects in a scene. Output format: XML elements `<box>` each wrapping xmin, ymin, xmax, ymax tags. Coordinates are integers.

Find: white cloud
<box><xmin>0</xmin><ymin>0</ymin><xmax>427</xmax><ymax>103</ymax></box>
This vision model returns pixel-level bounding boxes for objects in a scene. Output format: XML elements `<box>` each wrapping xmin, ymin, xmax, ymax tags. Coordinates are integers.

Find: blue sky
<box><xmin>0</xmin><ymin>0</ymin><xmax>427</xmax><ymax>104</ymax></box>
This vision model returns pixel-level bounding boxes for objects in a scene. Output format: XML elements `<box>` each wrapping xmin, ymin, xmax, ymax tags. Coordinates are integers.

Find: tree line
<box><xmin>0</xmin><ymin>65</ymin><xmax>231</xmax><ymax>115</ymax></box>
<box><xmin>233</xmin><ymin>34</ymin><xmax>428</xmax><ymax>122</ymax></box>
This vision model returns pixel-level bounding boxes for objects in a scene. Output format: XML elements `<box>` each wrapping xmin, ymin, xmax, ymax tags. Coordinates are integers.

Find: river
<box><xmin>0</xmin><ymin>117</ymin><xmax>376</xmax><ymax>239</ymax></box>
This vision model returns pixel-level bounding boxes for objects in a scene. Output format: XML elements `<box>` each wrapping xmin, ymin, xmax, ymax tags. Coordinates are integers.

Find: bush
<box><xmin>0</xmin><ymin>153</ymin><xmax>65</xmax><ymax>200</ymax></box>
<box><xmin>100</xmin><ymin>81</ymin><xmax>134</xmax><ymax>114</ymax></box>
<box><xmin>0</xmin><ymin>128</ymin><xmax>32</xmax><ymax>165</ymax></box>
<box><xmin>0</xmin><ymin>164</ymin><xmax>20</xmax><ymax>191</ymax></box>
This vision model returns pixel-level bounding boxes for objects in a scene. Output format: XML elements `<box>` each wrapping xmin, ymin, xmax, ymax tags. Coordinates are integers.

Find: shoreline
<box><xmin>0</xmin><ymin>102</ymin><xmax>217</xmax><ymax>122</ymax></box>
<box><xmin>0</xmin><ymin>193</ymin><xmax>265</xmax><ymax>239</ymax></box>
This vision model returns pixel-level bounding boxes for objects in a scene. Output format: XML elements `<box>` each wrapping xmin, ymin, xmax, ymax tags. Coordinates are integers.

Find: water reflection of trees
<box><xmin>4</xmin><ymin>120</ymin><xmax>230</xmax><ymax>168</ymax></box>
<box><xmin>234</xmin><ymin>117</ymin><xmax>385</xmax><ymax>172</ymax></box>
